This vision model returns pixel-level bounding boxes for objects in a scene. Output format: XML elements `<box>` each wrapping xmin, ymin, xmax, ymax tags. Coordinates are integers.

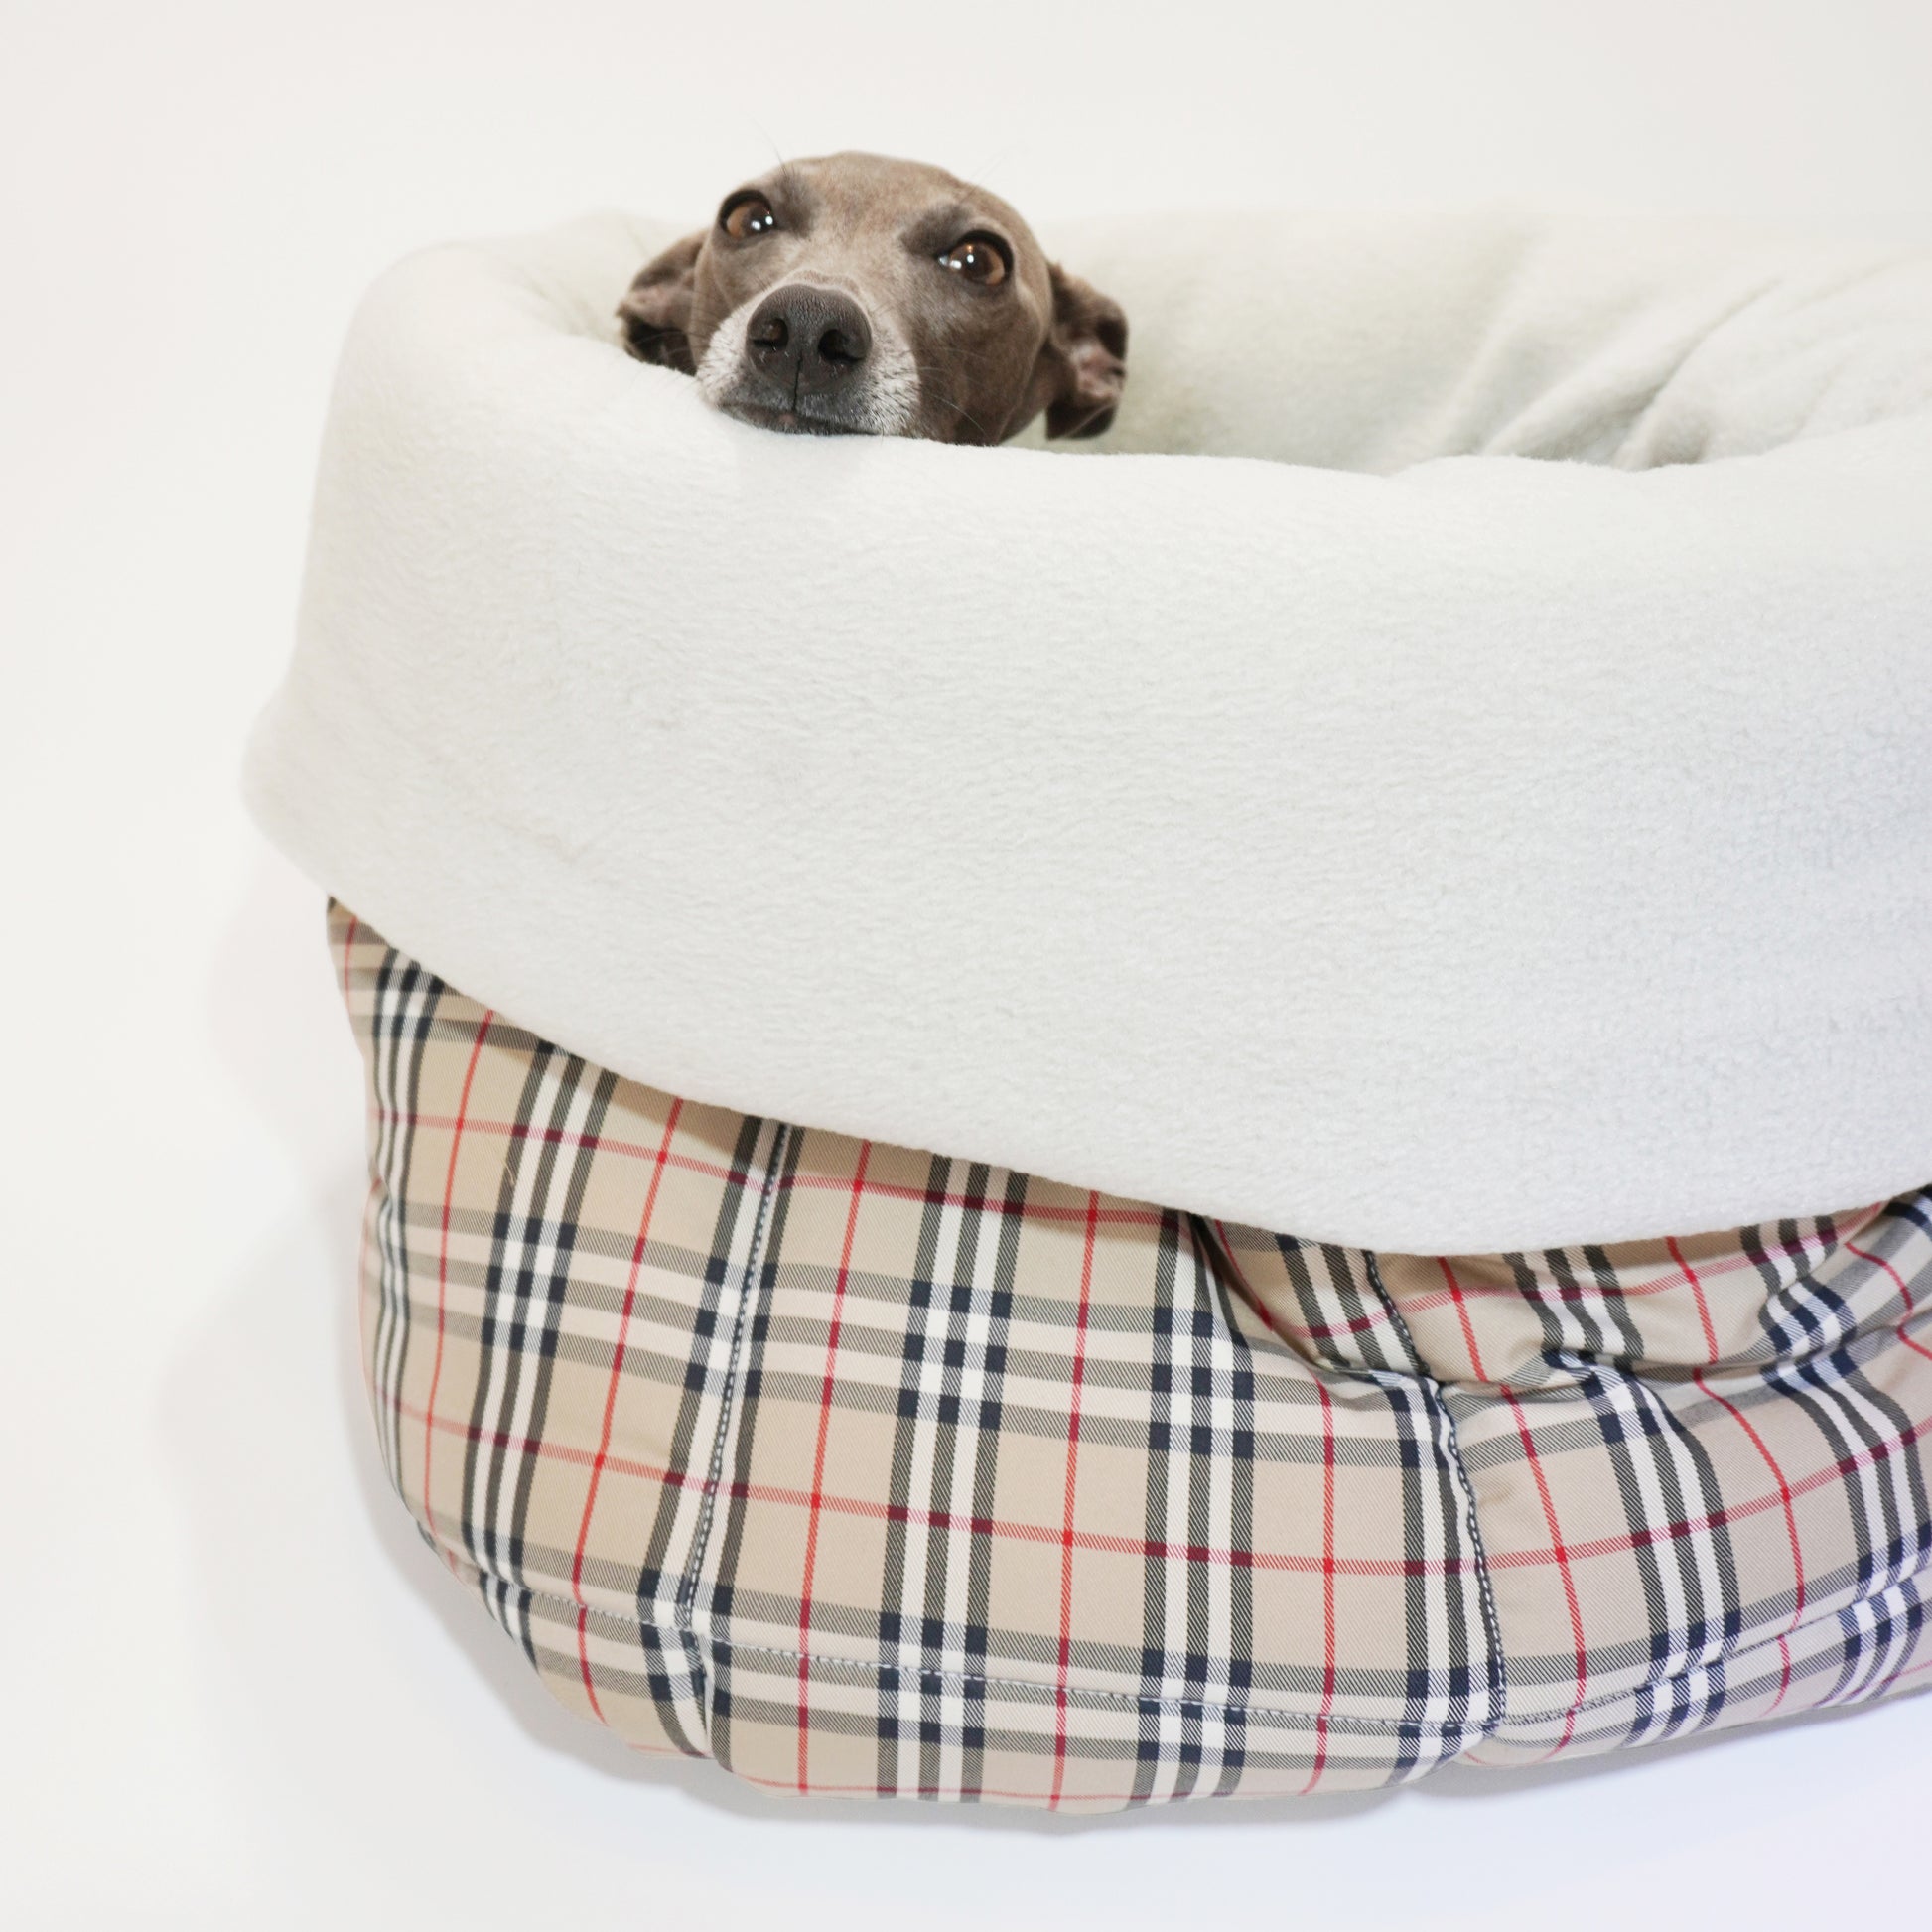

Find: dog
<box><xmin>618</xmin><ymin>151</ymin><xmax>1127</xmax><ymax>445</ymax></box>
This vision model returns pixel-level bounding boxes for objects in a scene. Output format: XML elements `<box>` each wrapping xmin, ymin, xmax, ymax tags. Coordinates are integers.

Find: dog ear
<box><xmin>1042</xmin><ymin>263</ymin><xmax>1128</xmax><ymax>439</ymax></box>
<box><xmin>618</xmin><ymin>231</ymin><xmax>704</xmax><ymax>373</ymax></box>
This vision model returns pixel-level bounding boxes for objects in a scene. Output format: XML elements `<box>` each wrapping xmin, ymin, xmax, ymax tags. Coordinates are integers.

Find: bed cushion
<box><xmin>335</xmin><ymin>906</ymin><xmax>1932</xmax><ymax>1809</ymax></box>
<box><xmin>247</xmin><ymin>204</ymin><xmax>1932</xmax><ymax>1254</ymax></box>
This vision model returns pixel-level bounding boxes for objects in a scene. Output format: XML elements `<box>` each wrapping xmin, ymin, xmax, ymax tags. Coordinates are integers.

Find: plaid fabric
<box><xmin>333</xmin><ymin>902</ymin><xmax>1932</xmax><ymax>1808</ymax></box>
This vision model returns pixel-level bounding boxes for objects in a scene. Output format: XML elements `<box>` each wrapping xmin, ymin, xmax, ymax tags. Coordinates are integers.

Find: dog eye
<box><xmin>937</xmin><ymin>233</ymin><xmax>1009</xmax><ymax>287</ymax></box>
<box><xmin>720</xmin><ymin>194</ymin><xmax>778</xmax><ymax>240</ymax></box>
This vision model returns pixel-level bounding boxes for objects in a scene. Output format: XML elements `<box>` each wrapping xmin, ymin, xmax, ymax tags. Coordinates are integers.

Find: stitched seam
<box><xmin>1362</xmin><ymin>1237</ymin><xmax>1932</xmax><ymax>1729</ymax></box>
<box><xmin>1363</xmin><ymin>1249</ymin><xmax>1508</xmax><ymax>1738</ymax></box>
<box><xmin>1523</xmin><ymin>1560</ymin><xmax>1927</xmax><ymax>1720</ymax></box>
<box><xmin>431</xmin><ymin>1330</ymin><xmax>1931</xmax><ymax>1735</ymax></box>
<box><xmin>1501</xmin><ymin>1577</ymin><xmax>1930</xmax><ymax>1725</ymax></box>
<box><xmin>1475</xmin><ymin>1360</ymin><xmax>1932</xmax><ymax>1721</ymax></box>
<box><xmin>471</xmin><ymin>1568</ymin><xmax>1478</xmax><ymax>1735</ymax></box>
<box><xmin>676</xmin><ymin>1120</ymin><xmax>790</xmax><ymax>1642</ymax></box>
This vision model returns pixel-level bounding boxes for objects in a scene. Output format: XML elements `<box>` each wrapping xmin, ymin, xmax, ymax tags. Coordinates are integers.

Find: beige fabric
<box><xmin>338</xmin><ymin>902</ymin><xmax>1932</xmax><ymax>1808</ymax></box>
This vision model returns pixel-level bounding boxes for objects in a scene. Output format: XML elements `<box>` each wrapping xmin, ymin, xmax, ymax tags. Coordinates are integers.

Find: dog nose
<box><xmin>744</xmin><ymin>284</ymin><xmax>872</xmax><ymax>396</ymax></box>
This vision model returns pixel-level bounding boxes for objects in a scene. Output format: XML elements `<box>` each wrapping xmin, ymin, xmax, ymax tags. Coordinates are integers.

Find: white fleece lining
<box><xmin>245</xmin><ymin>206</ymin><xmax>1932</xmax><ymax>1253</ymax></box>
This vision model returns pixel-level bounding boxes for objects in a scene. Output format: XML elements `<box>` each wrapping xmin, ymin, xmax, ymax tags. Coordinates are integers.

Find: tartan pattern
<box><xmin>334</xmin><ymin>903</ymin><xmax>1932</xmax><ymax>1808</ymax></box>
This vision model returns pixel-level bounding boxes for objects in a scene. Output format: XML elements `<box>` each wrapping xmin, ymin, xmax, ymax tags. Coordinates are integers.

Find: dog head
<box><xmin>618</xmin><ymin>152</ymin><xmax>1127</xmax><ymax>445</ymax></box>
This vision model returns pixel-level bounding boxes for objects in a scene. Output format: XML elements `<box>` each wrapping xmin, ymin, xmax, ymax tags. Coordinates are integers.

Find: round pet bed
<box><xmin>248</xmin><ymin>205</ymin><xmax>1932</xmax><ymax>1808</ymax></box>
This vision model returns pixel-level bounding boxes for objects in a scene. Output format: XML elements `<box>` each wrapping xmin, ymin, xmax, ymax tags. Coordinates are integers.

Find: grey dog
<box><xmin>618</xmin><ymin>151</ymin><xmax>1128</xmax><ymax>445</ymax></box>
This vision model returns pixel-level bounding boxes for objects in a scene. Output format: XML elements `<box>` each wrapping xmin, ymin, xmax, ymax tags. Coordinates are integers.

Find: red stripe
<box><xmin>402</xmin><ymin>1383</ymin><xmax>1460</xmax><ymax>1574</ymax></box>
<box><xmin>1436</xmin><ymin>1259</ymin><xmax>1490</xmax><ymax>1381</ymax></box>
<box><xmin>399</xmin><ymin>1110</ymin><xmax>1163</xmax><ymax>1227</ymax></box>
<box><xmin>1846</xmin><ymin>1236</ymin><xmax>1918</xmax><ymax>1308</ymax></box>
<box><xmin>1502</xmin><ymin>1388</ymin><xmax>1587</xmax><ymax>1760</ymax></box>
<box><xmin>390</xmin><ymin>1395</ymin><xmax>1932</xmax><ymax>1578</ymax></box>
<box><xmin>1669</xmin><ymin>1235</ymin><xmax>1721</xmax><ymax>1363</ymax></box>
<box><xmin>726</xmin><ymin>1766</ymin><xmax>1302</xmax><ymax>1805</ymax></box>
<box><xmin>796</xmin><ymin>1139</ymin><xmax>873</xmax><ymax>1793</ymax></box>
<box><xmin>1210</xmin><ymin>1218</ymin><xmax>1299</xmax><ymax>1346</ymax></box>
<box><xmin>397</xmin><ymin>1100</ymin><xmax>1893</xmax><ymax>1315</ymax></box>
<box><xmin>1048</xmin><ymin>1191</ymin><xmax>1101</xmax><ymax>1811</ymax></box>
<box><xmin>1297</xmin><ymin>1374</ymin><xmax>1339</xmax><ymax>1793</ymax></box>
<box><xmin>1771</xmin><ymin>1632</ymin><xmax>1794</xmax><ymax>1712</ymax></box>
<box><xmin>1295</xmin><ymin>1212</ymin><xmax>1888</xmax><ymax>1326</ymax></box>
<box><xmin>420</xmin><ymin>1011</ymin><xmax>492</xmax><ymax>1541</ymax></box>
<box><xmin>727</xmin><ymin>1765</ymin><xmax>1342</xmax><ymax>1804</ymax></box>
<box><xmin>568</xmin><ymin>1098</ymin><xmax>685</xmax><ymax>1725</ymax></box>
<box><xmin>1694</xmin><ymin>1366</ymin><xmax>1806</xmax><ymax>1634</ymax></box>
<box><xmin>1845</xmin><ymin>1236</ymin><xmax>1932</xmax><ymax>1364</ymax></box>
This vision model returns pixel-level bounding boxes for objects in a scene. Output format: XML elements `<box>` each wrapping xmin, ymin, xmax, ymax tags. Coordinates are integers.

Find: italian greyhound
<box><xmin>618</xmin><ymin>151</ymin><xmax>1128</xmax><ymax>444</ymax></box>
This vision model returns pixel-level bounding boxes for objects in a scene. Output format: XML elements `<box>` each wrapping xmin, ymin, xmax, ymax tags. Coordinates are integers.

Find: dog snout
<box><xmin>745</xmin><ymin>284</ymin><xmax>873</xmax><ymax>397</ymax></box>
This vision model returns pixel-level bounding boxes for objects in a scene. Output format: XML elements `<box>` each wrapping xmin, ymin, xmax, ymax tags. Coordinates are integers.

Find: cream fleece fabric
<box><xmin>244</xmin><ymin>207</ymin><xmax>1932</xmax><ymax>1252</ymax></box>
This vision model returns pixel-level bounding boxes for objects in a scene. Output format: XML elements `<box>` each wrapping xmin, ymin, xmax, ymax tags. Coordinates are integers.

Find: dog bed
<box><xmin>249</xmin><ymin>206</ymin><xmax>1932</xmax><ymax>1807</ymax></box>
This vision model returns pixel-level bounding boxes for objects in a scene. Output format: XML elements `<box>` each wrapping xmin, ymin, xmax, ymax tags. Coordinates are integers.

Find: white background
<box><xmin>5</xmin><ymin>3</ymin><xmax>1931</xmax><ymax>1925</ymax></box>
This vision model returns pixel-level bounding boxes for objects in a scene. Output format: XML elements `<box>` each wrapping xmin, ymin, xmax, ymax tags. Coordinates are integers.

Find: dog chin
<box><xmin>716</xmin><ymin>396</ymin><xmax>869</xmax><ymax>436</ymax></box>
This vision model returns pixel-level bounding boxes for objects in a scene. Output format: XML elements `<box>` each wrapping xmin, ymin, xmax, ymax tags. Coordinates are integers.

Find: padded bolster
<box><xmin>246</xmin><ymin>207</ymin><xmax>1932</xmax><ymax>1251</ymax></box>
